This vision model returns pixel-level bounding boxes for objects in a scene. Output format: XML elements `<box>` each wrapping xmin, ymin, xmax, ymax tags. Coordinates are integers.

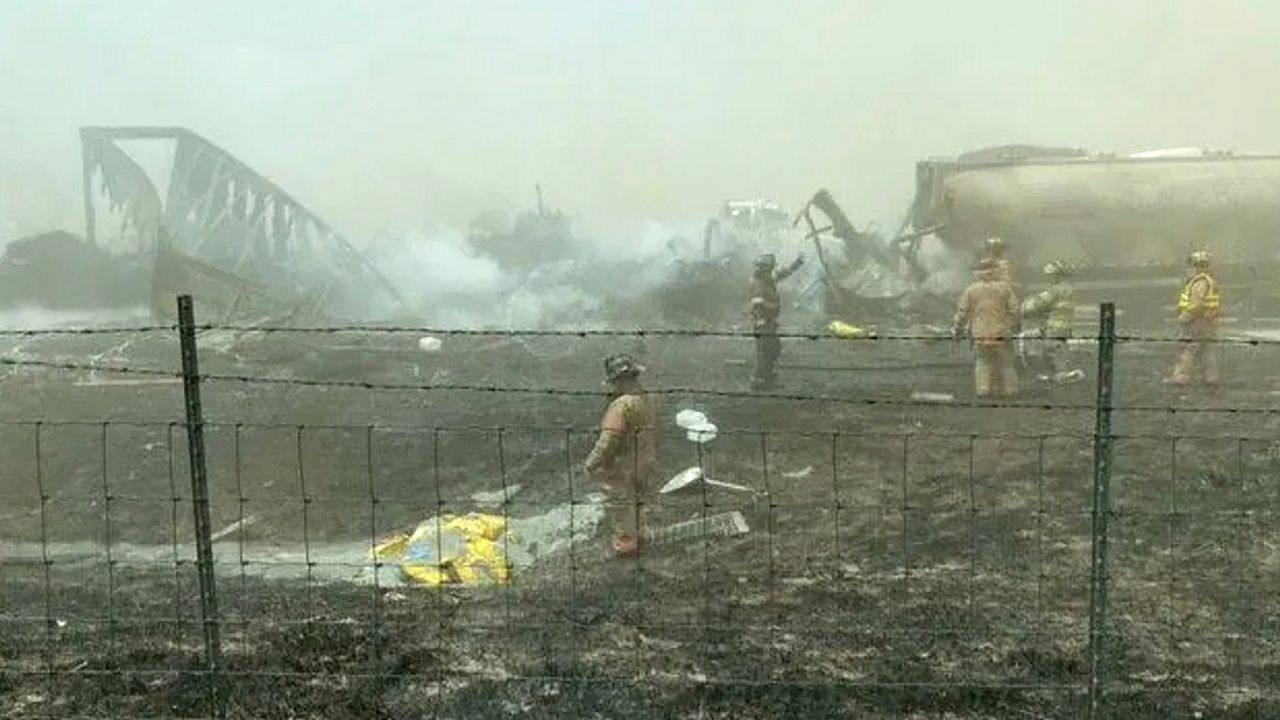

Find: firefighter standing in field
<box><xmin>1166</xmin><ymin>250</ymin><xmax>1221</xmax><ymax>387</ymax></box>
<box><xmin>953</xmin><ymin>258</ymin><xmax>1022</xmax><ymax>398</ymax></box>
<box><xmin>749</xmin><ymin>252</ymin><xmax>804</xmax><ymax>390</ymax></box>
<box><xmin>584</xmin><ymin>354</ymin><xmax>658</xmax><ymax>557</ymax></box>
<box><xmin>1020</xmin><ymin>261</ymin><xmax>1075</xmax><ymax>377</ymax></box>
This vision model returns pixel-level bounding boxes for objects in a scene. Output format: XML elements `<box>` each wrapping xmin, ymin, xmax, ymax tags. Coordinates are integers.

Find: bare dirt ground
<box><xmin>2</xmin><ymin>315</ymin><xmax>1280</xmax><ymax>718</ymax></box>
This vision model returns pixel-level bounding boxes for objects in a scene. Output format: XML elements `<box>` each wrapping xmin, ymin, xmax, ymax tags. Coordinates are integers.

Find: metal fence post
<box><xmin>1087</xmin><ymin>302</ymin><xmax>1117</xmax><ymax>718</ymax></box>
<box><xmin>177</xmin><ymin>295</ymin><xmax>224</xmax><ymax>714</ymax></box>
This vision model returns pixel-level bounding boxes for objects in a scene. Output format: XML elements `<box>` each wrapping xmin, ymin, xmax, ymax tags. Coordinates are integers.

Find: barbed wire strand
<box><xmin>0</xmin><ymin>322</ymin><xmax>1277</xmax><ymax>345</ymax></box>
<box><xmin>6</xmin><ymin>355</ymin><xmax>1280</xmax><ymax>415</ymax></box>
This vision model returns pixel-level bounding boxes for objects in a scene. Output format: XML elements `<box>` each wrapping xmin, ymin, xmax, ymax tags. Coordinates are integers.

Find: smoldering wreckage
<box><xmin>8</xmin><ymin>130</ymin><xmax>1280</xmax><ymax>528</ymax></box>
<box><xmin>5</xmin><ymin>128</ymin><xmax>1274</xmax><ymax>532</ymax></box>
<box><xmin>10</xmin><ymin>130</ymin><xmax>1280</xmax><ymax>375</ymax></box>
<box><xmin>9</xmin><ymin>128</ymin><xmax>1280</xmax><ymax>557</ymax></box>
<box><xmin>9</xmin><ymin>129</ymin><xmax>1280</xmax><ymax>716</ymax></box>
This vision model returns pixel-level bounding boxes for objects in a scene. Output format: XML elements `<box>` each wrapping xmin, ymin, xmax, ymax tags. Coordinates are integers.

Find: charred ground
<box><xmin>2</xmin><ymin>322</ymin><xmax>1280</xmax><ymax>718</ymax></box>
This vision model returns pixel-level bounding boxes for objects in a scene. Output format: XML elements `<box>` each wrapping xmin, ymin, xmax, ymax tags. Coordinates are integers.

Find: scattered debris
<box><xmin>910</xmin><ymin>391</ymin><xmax>955</xmax><ymax>404</ymax></box>
<box><xmin>638</xmin><ymin>634</ymin><xmax>683</xmax><ymax>651</ymax></box>
<box><xmin>0</xmin><ymin>231</ymin><xmax>146</xmax><ymax>309</ymax></box>
<box><xmin>675</xmin><ymin>408</ymin><xmax>718</xmax><ymax>443</ymax></box>
<box><xmin>418</xmin><ymin>336</ymin><xmax>443</xmax><ymax>354</ymax></box>
<box><xmin>467</xmin><ymin>185</ymin><xmax>576</xmax><ymax>270</ymax></box>
<box><xmin>659</xmin><ymin>467</ymin><xmax>755</xmax><ymax>495</ymax></box>
<box><xmin>470</xmin><ymin>484</ymin><xmax>523</xmax><ymax>508</ymax></box>
<box><xmin>643</xmin><ymin>510</ymin><xmax>749</xmax><ymax>545</ymax></box>
<box><xmin>210</xmin><ymin>513</ymin><xmax>261</xmax><ymax>543</ymax></box>
<box><xmin>781</xmin><ymin>576</ymin><xmax>817</xmax><ymax>587</ymax></box>
<box><xmin>374</xmin><ymin>513</ymin><xmax>510</xmax><ymax>586</ymax></box>
<box><xmin>372</xmin><ymin>495</ymin><xmax>605</xmax><ymax>586</ymax></box>
<box><xmin>675</xmin><ymin>409</ymin><xmax>708</xmax><ymax>428</ymax></box>
<box><xmin>826</xmin><ymin>320</ymin><xmax>869</xmax><ymax>338</ymax></box>
<box><xmin>74</xmin><ymin>377</ymin><xmax>180</xmax><ymax>387</ymax></box>
<box><xmin>686</xmin><ymin>423</ymin><xmax>718</xmax><ymax>443</ymax></box>
<box><xmin>1043</xmin><ymin>368</ymin><xmax>1086</xmax><ymax>384</ymax></box>
<box><xmin>781</xmin><ymin>465</ymin><xmax>814</xmax><ymax>479</ymax></box>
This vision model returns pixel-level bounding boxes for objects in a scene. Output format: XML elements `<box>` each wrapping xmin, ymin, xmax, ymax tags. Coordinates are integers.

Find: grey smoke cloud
<box><xmin>1</xmin><ymin>0</ymin><xmax>1277</xmax><ymax>245</ymax></box>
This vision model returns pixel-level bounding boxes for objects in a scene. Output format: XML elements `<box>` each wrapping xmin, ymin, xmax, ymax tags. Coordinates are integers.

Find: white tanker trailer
<box><xmin>908</xmin><ymin>145</ymin><xmax>1280</xmax><ymax>320</ymax></box>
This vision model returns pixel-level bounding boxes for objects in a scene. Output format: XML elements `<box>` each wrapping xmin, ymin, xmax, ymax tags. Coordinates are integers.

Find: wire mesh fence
<box><xmin>2</xmin><ymin>299</ymin><xmax>1280</xmax><ymax>718</ymax></box>
<box><xmin>2</xmin><ymin>422</ymin><xmax>1278</xmax><ymax>718</ymax></box>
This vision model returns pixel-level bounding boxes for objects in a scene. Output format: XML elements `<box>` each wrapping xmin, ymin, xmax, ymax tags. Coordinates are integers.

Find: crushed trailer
<box><xmin>81</xmin><ymin>126</ymin><xmax>414</xmax><ymax>325</ymax></box>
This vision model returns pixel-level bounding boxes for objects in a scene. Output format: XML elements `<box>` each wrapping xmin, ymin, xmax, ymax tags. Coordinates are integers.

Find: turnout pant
<box><xmin>1171</xmin><ymin>338</ymin><xmax>1219</xmax><ymax>385</ymax></box>
<box><xmin>602</xmin><ymin>469</ymin><xmax>649</xmax><ymax>540</ymax></box>
<box><xmin>753</xmin><ymin>330</ymin><xmax>781</xmax><ymax>388</ymax></box>
<box><xmin>974</xmin><ymin>342</ymin><xmax>1018</xmax><ymax>397</ymax></box>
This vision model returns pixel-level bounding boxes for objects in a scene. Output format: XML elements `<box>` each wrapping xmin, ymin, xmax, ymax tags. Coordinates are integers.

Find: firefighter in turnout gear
<box><xmin>1166</xmin><ymin>250</ymin><xmax>1221</xmax><ymax>387</ymax></box>
<box><xmin>584</xmin><ymin>354</ymin><xmax>658</xmax><ymax>557</ymax></box>
<box><xmin>749</xmin><ymin>252</ymin><xmax>804</xmax><ymax>390</ymax></box>
<box><xmin>1019</xmin><ymin>261</ymin><xmax>1075</xmax><ymax>377</ymax></box>
<box><xmin>953</xmin><ymin>259</ymin><xmax>1021</xmax><ymax>398</ymax></box>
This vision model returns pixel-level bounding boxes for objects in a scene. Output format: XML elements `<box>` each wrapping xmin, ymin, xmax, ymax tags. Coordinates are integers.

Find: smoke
<box><xmin>1</xmin><ymin>1</ymin><xmax>1278</xmax><ymax>322</ymax></box>
<box><xmin>367</xmin><ymin>225</ymin><xmax>506</xmax><ymax>308</ymax></box>
<box><xmin>365</xmin><ymin>218</ymin><xmax>690</xmax><ymax>328</ymax></box>
<box><xmin>6</xmin><ymin>1</ymin><xmax>1280</xmax><ymax>239</ymax></box>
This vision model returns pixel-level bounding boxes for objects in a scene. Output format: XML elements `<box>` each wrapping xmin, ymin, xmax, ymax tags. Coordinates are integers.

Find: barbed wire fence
<box><xmin>1</xmin><ymin>297</ymin><xmax>1279</xmax><ymax>718</ymax></box>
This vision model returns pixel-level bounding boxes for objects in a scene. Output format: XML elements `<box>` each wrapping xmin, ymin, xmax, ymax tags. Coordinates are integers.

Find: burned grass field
<box><xmin>3</xmin><ymin>327</ymin><xmax>1280</xmax><ymax>718</ymax></box>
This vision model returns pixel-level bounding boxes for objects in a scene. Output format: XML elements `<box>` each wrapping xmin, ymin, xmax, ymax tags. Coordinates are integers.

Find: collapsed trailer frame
<box><xmin>80</xmin><ymin>126</ymin><xmax>412</xmax><ymax>323</ymax></box>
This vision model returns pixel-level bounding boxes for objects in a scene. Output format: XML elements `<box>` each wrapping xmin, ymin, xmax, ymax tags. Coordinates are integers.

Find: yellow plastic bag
<box><xmin>380</xmin><ymin>512</ymin><xmax>513</xmax><ymax>586</ymax></box>
<box><xmin>826</xmin><ymin>320</ymin><xmax>868</xmax><ymax>338</ymax></box>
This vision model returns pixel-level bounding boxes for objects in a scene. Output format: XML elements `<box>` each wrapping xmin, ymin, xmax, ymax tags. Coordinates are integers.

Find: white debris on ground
<box><xmin>675</xmin><ymin>408</ymin><xmax>718</xmax><ymax>443</ymax></box>
<box><xmin>470</xmin><ymin>484</ymin><xmax>523</xmax><ymax>507</ymax></box>
<box><xmin>660</xmin><ymin>466</ymin><xmax>754</xmax><ymax>496</ymax></box>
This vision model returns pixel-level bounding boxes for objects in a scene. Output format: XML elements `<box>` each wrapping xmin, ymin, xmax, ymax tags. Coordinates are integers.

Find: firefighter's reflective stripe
<box><xmin>1046</xmin><ymin>285</ymin><xmax>1074</xmax><ymax>333</ymax></box>
<box><xmin>1178</xmin><ymin>273</ymin><xmax>1220</xmax><ymax>318</ymax></box>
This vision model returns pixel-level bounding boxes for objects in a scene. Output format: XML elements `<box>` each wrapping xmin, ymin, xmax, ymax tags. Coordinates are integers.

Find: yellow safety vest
<box><xmin>1177</xmin><ymin>273</ymin><xmax>1221</xmax><ymax>318</ymax></box>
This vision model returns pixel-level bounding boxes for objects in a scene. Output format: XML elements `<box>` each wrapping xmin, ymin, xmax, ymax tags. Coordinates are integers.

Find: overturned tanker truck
<box><xmin>906</xmin><ymin>144</ymin><xmax>1280</xmax><ymax>324</ymax></box>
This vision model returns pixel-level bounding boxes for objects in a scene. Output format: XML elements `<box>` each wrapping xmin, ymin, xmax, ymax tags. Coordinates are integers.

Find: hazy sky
<box><xmin>2</xmin><ymin>0</ymin><xmax>1278</xmax><ymax>242</ymax></box>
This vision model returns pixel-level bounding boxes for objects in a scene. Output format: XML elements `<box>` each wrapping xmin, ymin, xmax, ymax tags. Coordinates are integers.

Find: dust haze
<box><xmin>2</xmin><ymin>1</ymin><xmax>1276</xmax><ymax>239</ymax></box>
<box><xmin>0</xmin><ymin>1</ymin><xmax>1278</xmax><ymax>327</ymax></box>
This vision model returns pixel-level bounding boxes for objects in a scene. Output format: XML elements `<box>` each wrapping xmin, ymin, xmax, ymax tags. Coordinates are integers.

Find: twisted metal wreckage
<box><xmin>80</xmin><ymin>127</ymin><xmax>413</xmax><ymax>326</ymax></box>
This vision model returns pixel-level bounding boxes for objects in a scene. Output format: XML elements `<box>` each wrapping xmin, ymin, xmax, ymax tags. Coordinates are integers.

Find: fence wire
<box><xmin>2</xmin><ymin>304</ymin><xmax>1280</xmax><ymax>718</ymax></box>
<box><xmin>2</xmin><ymin>421</ymin><xmax>1279</xmax><ymax>719</ymax></box>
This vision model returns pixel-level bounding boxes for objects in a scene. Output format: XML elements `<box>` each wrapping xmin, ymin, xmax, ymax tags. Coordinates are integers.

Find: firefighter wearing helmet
<box><xmin>1019</xmin><ymin>261</ymin><xmax>1076</xmax><ymax>378</ymax></box>
<box><xmin>1166</xmin><ymin>250</ymin><xmax>1221</xmax><ymax>387</ymax></box>
<box><xmin>584</xmin><ymin>353</ymin><xmax>658</xmax><ymax>557</ymax></box>
<box><xmin>749</xmin><ymin>252</ymin><xmax>804</xmax><ymax>390</ymax></box>
<box><xmin>952</xmin><ymin>258</ymin><xmax>1021</xmax><ymax>398</ymax></box>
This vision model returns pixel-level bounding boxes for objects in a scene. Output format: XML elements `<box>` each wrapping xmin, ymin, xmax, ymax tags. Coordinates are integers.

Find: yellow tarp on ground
<box><xmin>826</xmin><ymin>320</ymin><xmax>868</xmax><ymax>338</ymax></box>
<box><xmin>373</xmin><ymin>512</ymin><xmax>512</xmax><ymax>586</ymax></box>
